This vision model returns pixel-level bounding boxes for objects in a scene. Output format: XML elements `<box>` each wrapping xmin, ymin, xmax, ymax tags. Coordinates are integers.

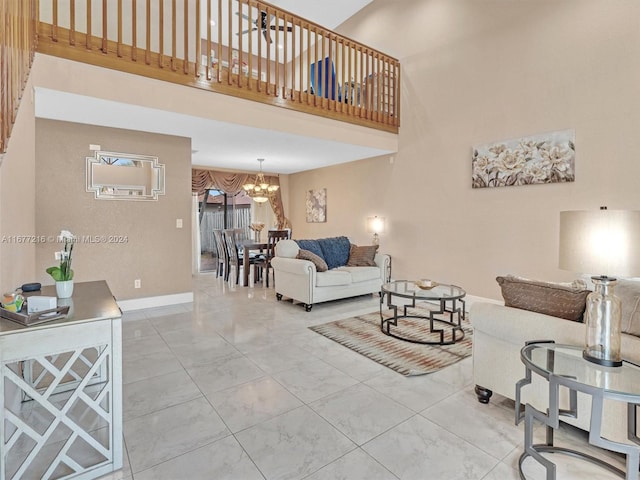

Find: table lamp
<box><xmin>367</xmin><ymin>216</ymin><xmax>385</xmax><ymax>245</ymax></box>
<box><xmin>559</xmin><ymin>208</ymin><xmax>640</xmax><ymax>367</ymax></box>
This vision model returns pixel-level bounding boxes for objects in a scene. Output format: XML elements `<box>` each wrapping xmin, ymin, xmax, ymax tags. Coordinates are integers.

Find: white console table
<box><xmin>0</xmin><ymin>281</ymin><xmax>122</xmax><ymax>480</ymax></box>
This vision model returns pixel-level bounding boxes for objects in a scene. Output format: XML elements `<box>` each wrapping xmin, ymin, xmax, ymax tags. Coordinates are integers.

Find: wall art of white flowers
<box><xmin>306</xmin><ymin>189</ymin><xmax>327</xmax><ymax>223</ymax></box>
<box><xmin>472</xmin><ymin>129</ymin><xmax>575</xmax><ymax>189</ymax></box>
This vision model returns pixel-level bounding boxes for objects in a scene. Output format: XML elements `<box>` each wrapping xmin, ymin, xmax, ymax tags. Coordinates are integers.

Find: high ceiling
<box><xmin>35</xmin><ymin>0</ymin><xmax>387</xmax><ymax>175</ymax></box>
<box><xmin>268</xmin><ymin>0</ymin><xmax>373</xmax><ymax>30</ymax></box>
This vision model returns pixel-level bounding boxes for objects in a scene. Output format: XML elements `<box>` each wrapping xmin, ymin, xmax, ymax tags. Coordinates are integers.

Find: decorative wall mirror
<box><xmin>86</xmin><ymin>151</ymin><xmax>165</xmax><ymax>201</ymax></box>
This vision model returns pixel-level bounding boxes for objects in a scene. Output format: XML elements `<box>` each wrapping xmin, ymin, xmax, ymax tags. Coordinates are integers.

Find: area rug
<box><xmin>309</xmin><ymin>304</ymin><xmax>473</xmax><ymax>376</ymax></box>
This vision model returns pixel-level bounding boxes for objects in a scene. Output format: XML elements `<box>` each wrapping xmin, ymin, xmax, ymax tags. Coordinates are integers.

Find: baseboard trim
<box><xmin>117</xmin><ymin>292</ymin><xmax>194</xmax><ymax>311</ymax></box>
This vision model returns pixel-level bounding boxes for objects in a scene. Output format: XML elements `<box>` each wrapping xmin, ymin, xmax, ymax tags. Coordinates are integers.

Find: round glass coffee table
<box><xmin>380</xmin><ymin>280</ymin><xmax>466</xmax><ymax>345</ymax></box>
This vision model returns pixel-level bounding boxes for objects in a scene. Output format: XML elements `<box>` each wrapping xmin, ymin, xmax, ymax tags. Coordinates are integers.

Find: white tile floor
<box><xmin>107</xmin><ymin>273</ymin><xmax>628</xmax><ymax>480</ymax></box>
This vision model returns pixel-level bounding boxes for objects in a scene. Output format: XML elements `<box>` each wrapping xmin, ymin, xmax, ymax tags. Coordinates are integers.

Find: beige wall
<box><xmin>0</xmin><ymin>76</ymin><xmax>37</xmax><ymax>293</ymax></box>
<box><xmin>289</xmin><ymin>0</ymin><xmax>640</xmax><ymax>300</ymax></box>
<box><xmin>35</xmin><ymin>120</ymin><xmax>192</xmax><ymax>301</ymax></box>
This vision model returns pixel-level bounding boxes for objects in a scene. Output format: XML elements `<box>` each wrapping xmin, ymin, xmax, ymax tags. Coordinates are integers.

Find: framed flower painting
<box><xmin>306</xmin><ymin>189</ymin><xmax>327</xmax><ymax>223</ymax></box>
<box><xmin>472</xmin><ymin>129</ymin><xmax>575</xmax><ymax>188</ymax></box>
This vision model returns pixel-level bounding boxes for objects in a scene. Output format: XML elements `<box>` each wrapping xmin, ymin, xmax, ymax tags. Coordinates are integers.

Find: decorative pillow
<box><xmin>297</xmin><ymin>249</ymin><xmax>328</xmax><ymax>272</ymax></box>
<box><xmin>317</xmin><ymin>236</ymin><xmax>351</xmax><ymax>269</ymax></box>
<box><xmin>275</xmin><ymin>239</ymin><xmax>299</xmax><ymax>258</ymax></box>
<box><xmin>496</xmin><ymin>275</ymin><xmax>591</xmax><ymax>322</ymax></box>
<box><xmin>347</xmin><ymin>244</ymin><xmax>379</xmax><ymax>267</ymax></box>
<box><xmin>295</xmin><ymin>239</ymin><xmax>324</xmax><ymax>261</ymax></box>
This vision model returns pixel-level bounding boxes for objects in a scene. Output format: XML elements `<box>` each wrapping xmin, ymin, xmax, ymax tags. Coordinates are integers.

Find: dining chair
<box><xmin>254</xmin><ymin>229</ymin><xmax>291</xmax><ymax>287</ymax></box>
<box><xmin>223</xmin><ymin>229</ymin><xmax>260</xmax><ymax>284</ymax></box>
<box><xmin>212</xmin><ymin>229</ymin><xmax>227</xmax><ymax>278</ymax></box>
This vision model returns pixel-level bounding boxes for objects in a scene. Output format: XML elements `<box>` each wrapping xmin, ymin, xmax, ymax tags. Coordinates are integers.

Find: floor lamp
<box><xmin>559</xmin><ymin>209</ymin><xmax>640</xmax><ymax>367</ymax></box>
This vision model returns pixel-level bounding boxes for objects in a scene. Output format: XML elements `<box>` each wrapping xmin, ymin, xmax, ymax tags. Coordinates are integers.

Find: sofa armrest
<box><xmin>374</xmin><ymin>254</ymin><xmax>391</xmax><ymax>280</ymax></box>
<box><xmin>470</xmin><ymin>302</ymin><xmax>585</xmax><ymax>347</ymax></box>
<box><xmin>271</xmin><ymin>257</ymin><xmax>316</xmax><ymax>276</ymax></box>
<box><xmin>270</xmin><ymin>256</ymin><xmax>316</xmax><ymax>305</ymax></box>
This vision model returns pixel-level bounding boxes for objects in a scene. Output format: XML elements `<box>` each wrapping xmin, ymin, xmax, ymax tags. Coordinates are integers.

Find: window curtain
<box><xmin>192</xmin><ymin>168</ymin><xmax>291</xmax><ymax>231</ymax></box>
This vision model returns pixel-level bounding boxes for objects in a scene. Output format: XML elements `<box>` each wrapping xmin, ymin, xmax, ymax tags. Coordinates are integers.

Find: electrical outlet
<box><xmin>55</xmin><ymin>251</ymin><xmax>62</xmax><ymax>260</ymax></box>
<box><xmin>176</xmin><ymin>218</ymin><xmax>183</xmax><ymax>229</ymax></box>
<box><xmin>134</xmin><ymin>279</ymin><xmax>141</xmax><ymax>288</ymax></box>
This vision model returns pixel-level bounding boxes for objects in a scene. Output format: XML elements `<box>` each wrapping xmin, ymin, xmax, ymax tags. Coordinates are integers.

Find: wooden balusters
<box><xmin>159</xmin><ymin>0</ymin><xmax>164</xmax><ymax>66</ymax></box>
<box><xmin>183</xmin><ymin>0</ymin><xmax>188</xmax><ymax>74</ymax></box>
<box><xmin>27</xmin><ymin>0</ymin><xmax>400</xmax><ymax>134</ymax></box>
<box><xmin>52</xmin><ymin>0</ymin><xmax>58</xmax><ymax>41</ymax></box>
<box><xmin>102</xmin><ymin>0</ymin><xmax>107</xmax><ymax>53</ymax></box>
<box><xmin>0</xmin><ymin>0</ymin><xmax>37</xmax><ymax>154</ymax></box>
<box><xmin>145</xmin><ymin>0</ymin><xmax>151</xmax><ymax>63</ymax></box>
<box><xmin>69</xmin><ymin>0</ymin><xmax>76</xmax><ymax>45</ymax></box>
<box><xmin>131</xmin><ymin>0</ymin><xmax>137</xmax><ymax>60</ymax></box>
<box><xmin>117</xmin><ymin>0</ymin><xmax>122</xmax><ymax>57</ymax></box>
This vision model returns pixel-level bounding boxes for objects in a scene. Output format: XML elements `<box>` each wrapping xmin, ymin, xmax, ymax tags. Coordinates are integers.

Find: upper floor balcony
<box><xmin>34</xmin><ymin>0</ymin><xmax>400</xmax><ymax>137</ymax></box>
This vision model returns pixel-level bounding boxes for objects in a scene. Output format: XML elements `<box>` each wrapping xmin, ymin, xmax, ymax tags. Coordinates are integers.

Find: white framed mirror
<box><xmin>86</xmin><ymin>151</ymin><xmax>165</xmax><ymax>201</ymax></box>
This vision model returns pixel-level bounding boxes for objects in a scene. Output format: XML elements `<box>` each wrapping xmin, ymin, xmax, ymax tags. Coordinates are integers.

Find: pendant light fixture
<box><xmin>242</xmin><ymin>158</ymin><xmax>279</xmax><ymax>203</ymax></box>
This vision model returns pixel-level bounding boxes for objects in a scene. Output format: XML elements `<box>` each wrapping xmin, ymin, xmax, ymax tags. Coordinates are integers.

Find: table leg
<box><xmin>243</xmin><ymin>246</ymin><xmax>250</xmax><ymax>286</ymax></box>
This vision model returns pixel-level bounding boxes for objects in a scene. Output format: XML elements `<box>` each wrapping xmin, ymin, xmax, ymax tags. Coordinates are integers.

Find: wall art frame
<box><xmin>472</xmin><ymin>129</ymin><xmax>575</xmax><ymax>189</ymax></box>
<box><xmin>306</xmin><ymin>188</ymin><xmax>327</xmax><ymax>223</ymax></box>
<box><xmin>86</xmin><ymin>151</ymin><xmax>165</xmax><ymax>200</ymax></box>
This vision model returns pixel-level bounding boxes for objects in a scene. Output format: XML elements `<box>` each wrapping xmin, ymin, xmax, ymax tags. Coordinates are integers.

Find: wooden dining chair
<box><xmin>212</xmin><ymin>229</ymin><xmax>227</xmax><ymax>278</ymax></box>
<box><xmin>223</xmin><ymin>229</ymin><xmax>260</xmax><ymax>284</ymax></box>
<box><xmin>254</xmin><ymin>229</ymin><xmax>291</xmax><ymax>287</ymax></box>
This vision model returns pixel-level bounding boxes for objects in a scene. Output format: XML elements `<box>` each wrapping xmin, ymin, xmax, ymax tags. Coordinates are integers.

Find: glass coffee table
<box><xmin>380</xmin><ymin>280</ymin><xmax>466</xmax><ymax>345</ymax></box>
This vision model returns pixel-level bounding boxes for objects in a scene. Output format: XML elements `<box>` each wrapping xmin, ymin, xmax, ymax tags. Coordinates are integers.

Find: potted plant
<box><xmin>46</xmin><ymin>230</ymin><xmax>76</xmax><ymax>298</ymax></box>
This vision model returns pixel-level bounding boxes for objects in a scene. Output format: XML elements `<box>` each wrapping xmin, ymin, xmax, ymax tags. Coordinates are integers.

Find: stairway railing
<box><xmin>0</xmin><ymin>0</ymin><xmax>38</xmax><ymax>154</ymax></box>
<box><xmin>35</xmin><ymin>0</ymin><xmax>400</xmax><ymax>133</ymax></box>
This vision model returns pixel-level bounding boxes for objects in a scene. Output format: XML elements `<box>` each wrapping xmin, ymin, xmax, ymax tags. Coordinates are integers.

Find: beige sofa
<box><xmin>270</xmin><ymin>239</ymin><xmax>390</xmax><ymax>311</ymax></box>
<box><xmin>470</xmin><ymin>277</ymin><xmax>640</xmax><ymax>444</ymax></box>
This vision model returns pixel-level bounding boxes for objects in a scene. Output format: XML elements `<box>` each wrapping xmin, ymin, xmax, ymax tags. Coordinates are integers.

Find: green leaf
<box><xmin>46</xmin><ymin>266</ymin><xmax>73</xmax><ymax>281</ymax></box>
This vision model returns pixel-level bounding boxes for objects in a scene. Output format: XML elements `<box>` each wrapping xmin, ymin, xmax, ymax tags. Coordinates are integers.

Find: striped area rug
<box><xmin>309</xmin><ymin>304</ymin><xmax>473</xmax><ymax>376</ymax></box>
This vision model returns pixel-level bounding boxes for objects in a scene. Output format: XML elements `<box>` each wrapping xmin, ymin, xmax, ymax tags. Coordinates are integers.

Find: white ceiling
<box><xmin>34</xmin><ymin>88</ymin><xmax>390</xmax><ymax>174</ymax></box>
<box><xmin>34</xmin><ymin>0</ymin><xmax>386</xmax><ymax>175</ymax></box>
<box><xmin>269</xmin><ymin>0</ymin><xmax>373</xmax><ymax>30</ymax></box>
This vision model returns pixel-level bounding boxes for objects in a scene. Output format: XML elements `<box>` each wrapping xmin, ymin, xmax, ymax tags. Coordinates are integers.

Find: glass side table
<box><xmin>515</xmin><ymin>342</ymin><xmax>640</xmax><ymax>480</ymax></box>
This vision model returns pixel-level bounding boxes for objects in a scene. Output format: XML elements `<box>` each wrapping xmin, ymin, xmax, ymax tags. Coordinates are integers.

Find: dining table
<box><xmin>240</xmin><ymin>240</ymin><xmax>267</xmax><ymax>286</ymax></box>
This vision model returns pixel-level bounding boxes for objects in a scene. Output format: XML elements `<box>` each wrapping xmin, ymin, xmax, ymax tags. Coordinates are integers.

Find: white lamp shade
<box><xmin>367</xmin><ymin>216</ymin><xmax>385</xmax><ymax>234</ymax></box>
<box><xmin>559</xmin><ymin>210</ymin><xmax>640</xmax><ymax>277</ymax></box>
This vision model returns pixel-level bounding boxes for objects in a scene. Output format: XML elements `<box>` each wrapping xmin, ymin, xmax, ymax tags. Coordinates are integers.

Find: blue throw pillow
<box><xmin>295</xmin><ymin>239</ymin><xmax>324</xmax><ymax>261</ymax></box>
<box><xmin>317</xmin><ymin>236</ymin><xmax>351</xmax><ymax>269</ymax></box>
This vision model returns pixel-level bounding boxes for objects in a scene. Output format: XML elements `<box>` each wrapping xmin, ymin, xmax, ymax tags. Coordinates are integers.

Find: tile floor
<box><xmin>102</xmin><ymin>273</ymin><xmax>626</xmax><ymax>480</ymax></box>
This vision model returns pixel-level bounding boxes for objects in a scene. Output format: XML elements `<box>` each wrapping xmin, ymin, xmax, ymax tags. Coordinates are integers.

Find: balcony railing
<box><xmin>35</xmin><ymin>0</ymin><xmax>400</xmax><ymax>133</ymax></box>
<box><xmin>0</xmin><ymin>0</ymin><xmax>38</xmax><ymax>154</ymax></box>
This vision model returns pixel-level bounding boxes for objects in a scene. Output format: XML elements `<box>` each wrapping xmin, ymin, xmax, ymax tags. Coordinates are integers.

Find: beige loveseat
<box><xmin>270</xmin><ymin>238</ymin><xmax>390</xmax><ymax>311</ymax></box>
<box><xmin>470</xmin><ymin>276</ymin><xmax>640</xmax><ymax>444</ymax></box>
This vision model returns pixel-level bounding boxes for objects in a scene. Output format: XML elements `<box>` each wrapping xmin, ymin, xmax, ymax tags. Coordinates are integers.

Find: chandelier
<box><xmin>242</xmin><ymin>158</ymin><xmax>279</xmax><ymax>203</ymax></box>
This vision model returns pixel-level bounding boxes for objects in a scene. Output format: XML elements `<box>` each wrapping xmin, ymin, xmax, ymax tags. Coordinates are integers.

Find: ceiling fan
<box><xmin>237</xmin><ymin>11</ymin><xmax>292</xmax><ymax>44</ymax></box>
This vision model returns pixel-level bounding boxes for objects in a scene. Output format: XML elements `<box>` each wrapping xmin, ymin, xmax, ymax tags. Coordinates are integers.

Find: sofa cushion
<box><xmin>276</xmin><ymin>239</ymin><xmax>300</xmax><ymax>258</ymax></box>
<box><xmin>295</xmin><ymin>239</ymin><xmax>324</xmax><ymax>260</ymax></box>
<box><xmin>346</xmin><ymin>244</ymin><xmax>379</xmax><ymax>267</ymax></box>
<box><xmin>297</xmin><ymin>249</ymin><xmax>328</xmax><ymax>272</ymax></box>
<box><xmin>496</xmin><ymin>275</ymin><xmax>591</xmax><ymax>322</ymax></box>
<box><xmin>316</xmin><ymin>270</ymin><xmax>352</xmax><ymax>287</ymax></box>
<box><xmin>615</xmin><ymin>279</ymin><xmax>640</xmax><ymax>337</ymax></box>
<box><xmin>338</xmin><ymin>266</ymin><xmax>381</xmax><ymax>283</ymax></box>
<box><xmin>317</xmin><ymin>236</ymin><xmax>351</xmax><ymax>269</ymax></box>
